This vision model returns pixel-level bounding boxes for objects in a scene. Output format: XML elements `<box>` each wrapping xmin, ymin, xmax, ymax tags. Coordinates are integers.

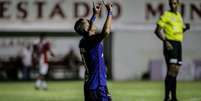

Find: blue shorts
<box><xmin>84</xmin><ymin>84</ymin><xmax>112</xmax><ymax>101</ymax></box>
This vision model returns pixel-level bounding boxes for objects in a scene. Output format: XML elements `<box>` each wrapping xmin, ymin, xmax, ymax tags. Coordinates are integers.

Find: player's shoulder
<box><xmin>79</xmin><ymin>37</ymin><xmax>97</xmax><ymax>48</ymax></box>
<box><xmin>176</xmin><ymin>11</ymin><xmax>182</xmax><ymax>17</ymax></box>
<box><xmin>162</xmin><ymin>11</ymin><xmax>171</xmax><ymax>17</ymax></box>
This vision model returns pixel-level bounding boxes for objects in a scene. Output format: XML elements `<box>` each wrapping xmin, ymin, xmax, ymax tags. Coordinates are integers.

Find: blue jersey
<box><xmin>79</xmin><ymin>35</ymin><xmax>107</xmax><ymax>90</ymax></box>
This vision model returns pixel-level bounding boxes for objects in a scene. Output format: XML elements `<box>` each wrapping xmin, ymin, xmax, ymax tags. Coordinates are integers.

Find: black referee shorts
<box><xmin>163</xmin><ymin>40</ymin><xmax>182</xmax><ymax>65</ymax></box>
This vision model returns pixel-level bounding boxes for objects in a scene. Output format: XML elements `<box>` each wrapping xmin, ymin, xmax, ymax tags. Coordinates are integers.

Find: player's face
<box><xmin>82</xmin><ymin>19</ymin><xmax>90</xmax><ymax>31</ymax></box>
<box><xmin>169</xmin><ymin>0</ymin><xmax>178</xmax><ymax>12</ymax></box>
<box><xmin>82</xmin><ymin>19</ymin><xmax>97</xmax><ymax>35</ymax></box>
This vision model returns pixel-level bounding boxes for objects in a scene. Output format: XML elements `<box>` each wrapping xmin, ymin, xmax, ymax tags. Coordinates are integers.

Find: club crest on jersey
<box><xmin>171</xmin><ymin>17</ymin><xmax>176</xmax><ymax>22</ymax></box>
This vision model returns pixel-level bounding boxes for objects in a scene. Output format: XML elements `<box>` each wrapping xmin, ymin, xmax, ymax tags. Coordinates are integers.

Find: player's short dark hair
<box><xmin>74</xmin><ymin>18</ymin><xmax>87</xmax><ymax>36</ymax></box>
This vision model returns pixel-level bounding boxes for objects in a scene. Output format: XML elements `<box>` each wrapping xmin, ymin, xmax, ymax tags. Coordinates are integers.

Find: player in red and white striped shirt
<box><xmin>35</xmin><ymin>34</ymin><xmax>54</xmax><ymax>90</ymax></box>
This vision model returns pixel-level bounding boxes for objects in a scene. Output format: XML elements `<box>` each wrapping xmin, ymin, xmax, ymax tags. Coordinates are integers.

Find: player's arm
<box><xmin>87</xmin><ymin>2</ymin><xmax>101</xmax><ymax>33</ymax></box>
<box><xmin>101</xmin><ymin>3</ymin><xmax>112</xmax><ymax>37</ymax></box>
<box><xmin>47</xmin><ymin>42</ymin><xmax>55</xmax><ymax>57</ymax></box>
<box><xmin>88</xmin><ymin>2</ymin><xmax>112</xmax><ymax>43</ymax></box>
<box><xmin>154</xmin><ymin>24</ymin><xmax>173</xmax><ymax>50</ymax></box>
<box><xmin>154</xmin><ymin>25</ymin><xmax>166</xmax><ymax>42</ymax></box>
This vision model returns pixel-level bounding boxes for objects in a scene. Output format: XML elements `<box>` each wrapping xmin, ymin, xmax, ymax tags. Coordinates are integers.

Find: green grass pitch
<box><xmin>0</xmin><ymin>81</ymin><xmax>201</xmax><ymax>101</ymax></box>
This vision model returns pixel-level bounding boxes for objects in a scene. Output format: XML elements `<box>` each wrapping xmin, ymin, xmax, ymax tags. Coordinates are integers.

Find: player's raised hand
<box><xmin>103</xmin><ymin>1</ymin><xmax>112</xmax><ymax>12</ymax></box>
<box><xmin>93</xmin><ymin>2</ymin><xmax>102</xmax><ymax>15</ymax></box>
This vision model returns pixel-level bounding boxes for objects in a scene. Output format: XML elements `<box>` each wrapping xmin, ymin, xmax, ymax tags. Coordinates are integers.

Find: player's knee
<box><xmin>168</xmin><ymin>64</ymin><xmax>179</xmax><ymax>77</ymax></box>
<box><xmin>174</xmin><ymin>65</ymin><xmax>180</xmax><ymax>76</ymax></box>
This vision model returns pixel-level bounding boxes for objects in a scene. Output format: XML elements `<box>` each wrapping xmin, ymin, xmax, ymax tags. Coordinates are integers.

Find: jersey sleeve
<box><xmin>157</xmin><ymin>12</ymin><xmax>167</xmax><ymax>28</ymax></box>
<box><xmin>179</xmin><ymin>13</ymin><xmax>185</xmax><ymax>29</ymax></box>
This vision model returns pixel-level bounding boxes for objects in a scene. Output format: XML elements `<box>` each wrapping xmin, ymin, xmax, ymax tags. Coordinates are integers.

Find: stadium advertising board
<box><xmin>0</xmin><ymin>0</ymin><xmax>200</xmax><ymax>31</ymax></box>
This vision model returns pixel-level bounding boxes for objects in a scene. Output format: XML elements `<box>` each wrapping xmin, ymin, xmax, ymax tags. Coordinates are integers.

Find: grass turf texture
<box><xmin>0</xmin><ymin>81</ymin><xmax>200</xmax><ymax>101</ymax></box>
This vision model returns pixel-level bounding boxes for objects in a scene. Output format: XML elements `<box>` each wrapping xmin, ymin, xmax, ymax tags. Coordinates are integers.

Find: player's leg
<box><xmin>170</xmin><ymin>42</ymin><xmax>182</xmax><ymax>101</ymax></box>
<box><xmin>35</xmin><ymin>74</ymin><xmax>42</xmax><ymax>89</ymax></box>
<box><xmin>168</xmin><ymin>64</ymin><xmax>179</xmax><ymax>101</ymax></box>
<box><xmin>22</xmin><ymin>65</ymin><xmax>27</xmax><ymax>80</ymax></box>
<box><xmin>165</xmin><ymin>63</ymin><xmax>179</xmax><ymax>101</ymax></box>
<box><xmin>98</xmin><ymin>86</ymin><xmax>112</xmax><ymax>101</ymax></box>
<box><xmin>164</xmin><ymin>65</ymin><xmax>173</xmax><ymax>101</ymax></box>
<box><xmin>170</xmin><ymin>65</ymin><xmax>180</xmax><ymax>101</ymax></box>
<box><xmin>35</xmin><ymin>65</ymin><xmax>42</xmax><ymax>90</ymax></box>
<box><xmin>36</xmin><ymin>63</ymin><xmax>48</xmax><ymax>90</ymax></box>
<box><xmin>84</xmin><ymin>84</ymin><xmax>98</xmax><ymax>101</ymax></box>
<box><xmin>35</xmin><ymin>75</ymin><xmax>47</xmax><ymax>90</ymax></box>
<box><xmin>40</xmin><ymin>63</ymin><xmax>49</xmax><ymax>90</ymax></box>
<box><xmin>163</xmin><ymin>41</ymin><xmax>179</xmax><ymax>101</ymax></box>
<box><xmin>41</xmin><ymin>75</ymin><xmax>48</xmax><ymax>90</ymax></box>
<box><xmin>165</xmin><ymin>41</ymin><xmax>181</xmax><ymax>101</ymax></box>
<box><xmin>163</xmin><ymin>44</ymin><xmax>171</xmax><ymax>101</ymax></box>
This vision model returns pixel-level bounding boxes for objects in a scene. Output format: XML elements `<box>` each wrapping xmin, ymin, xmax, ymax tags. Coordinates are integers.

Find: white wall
<box><xmin>112</xmin><ymin>30</ymin><xmax>201</xmax><ymax>80</ymax></box>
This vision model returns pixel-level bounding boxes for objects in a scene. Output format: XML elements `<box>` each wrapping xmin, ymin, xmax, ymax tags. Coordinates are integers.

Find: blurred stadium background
<box><xmin>0</xmin><ymin>0</ymin><xmax>201</xmax><ymax>101</ymax></box>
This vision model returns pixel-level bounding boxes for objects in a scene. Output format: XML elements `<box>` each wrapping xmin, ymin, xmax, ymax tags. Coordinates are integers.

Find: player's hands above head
<box><xmin>93</xmin><ymin>2</ymin><xmax>102</xmax><ymax>15</ymax></box>
<box><xmin>104</xmin><ymin>3</ymin><xmax>112</xmax><ymax>12</ymax></box>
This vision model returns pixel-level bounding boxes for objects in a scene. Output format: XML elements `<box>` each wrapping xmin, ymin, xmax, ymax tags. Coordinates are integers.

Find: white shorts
<box><xmin>39</xmin><ymin>63</ymin><xmax>49</xmax><ymax>75</ymax></box>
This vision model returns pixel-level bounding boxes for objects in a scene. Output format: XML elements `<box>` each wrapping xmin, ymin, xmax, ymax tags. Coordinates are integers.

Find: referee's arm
<box><xmin>154</xmin><ymin>24</ymin><xmax>166</xmax><ymax>42</ymax></box>
<box><xmin>154</xmin><ymin>24</ymin><xmax>173</xmax><ymax>50</ymax></box>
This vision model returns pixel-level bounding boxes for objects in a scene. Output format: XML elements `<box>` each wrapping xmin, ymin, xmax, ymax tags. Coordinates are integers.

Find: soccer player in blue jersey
<box><xmin>74</xmin><ymin>2</ymin><xmax>112</xmax><ymax>101</ymax></box>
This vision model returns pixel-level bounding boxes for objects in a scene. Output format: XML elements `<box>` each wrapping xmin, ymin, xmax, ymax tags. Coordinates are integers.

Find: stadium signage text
<box><xmin>145</xmin><ymin>2</ymin><xmax>201</xmax><ymax>21</ymax></box>
<box><xmin>0</xmin><ymin>0</ymin><xmax>121</xmax><ymax>21</ymax></box>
